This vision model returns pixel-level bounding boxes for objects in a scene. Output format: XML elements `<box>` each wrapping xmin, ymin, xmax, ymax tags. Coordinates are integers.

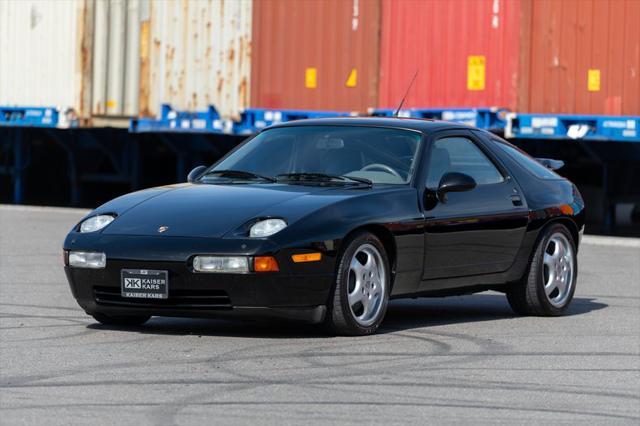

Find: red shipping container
<box><xmin>251</xmin><ymin>0</ymin><xmax>381</xmax><ymax>112</ymax></box>
<box><xmin>379</xmin><ymin>0</ymin><xmax>640</xmax><ymax>115</ymax></box>
<box><xmin>378</xmin><ymin>0</ymin><xmax>523</xmax><ymax>110</ymax></box>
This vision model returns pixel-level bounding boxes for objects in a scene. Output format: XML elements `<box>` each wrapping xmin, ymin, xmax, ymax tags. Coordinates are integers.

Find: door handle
<box><xmin>510</xmin><ymin>195</ymin><xmax>523</xmax><ymax>206</ymax></box>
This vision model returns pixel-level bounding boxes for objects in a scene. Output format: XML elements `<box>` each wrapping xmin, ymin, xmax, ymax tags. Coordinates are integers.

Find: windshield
<box><xmin>205</xmin><ymin>126</ymin><xmax>422</xmax><ymax>185</ymax></box>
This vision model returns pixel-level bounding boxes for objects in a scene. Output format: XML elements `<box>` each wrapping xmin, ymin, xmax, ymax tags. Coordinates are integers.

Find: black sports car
<box><xmin>63</xmin><ymin>118</ymin><xmax>585</xmax><ymax>335</ymax></box>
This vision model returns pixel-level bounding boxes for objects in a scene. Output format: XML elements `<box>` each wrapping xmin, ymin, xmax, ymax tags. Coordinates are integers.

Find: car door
<box><xmin>420</xmin><ymin>130</ymin><xmax>529</xmax><ymax>282</ymax></box>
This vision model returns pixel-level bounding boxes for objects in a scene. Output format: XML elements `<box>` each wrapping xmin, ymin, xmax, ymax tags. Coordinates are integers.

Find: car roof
<box><xmin>264</xmin><ymin>116</ymin><xmax>476</xmax><ymax>133</ymax></box>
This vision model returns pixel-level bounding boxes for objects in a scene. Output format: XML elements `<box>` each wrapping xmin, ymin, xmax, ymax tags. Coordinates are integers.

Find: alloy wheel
<box><xmin>542</xmin><ymin>233</ymin><xmax>575</xmax><ymax>307</ymax></box>
<box><xmin>347</xmin><ymin>243</ymin><xmax>387</xmax><ymax>326</ymax></box>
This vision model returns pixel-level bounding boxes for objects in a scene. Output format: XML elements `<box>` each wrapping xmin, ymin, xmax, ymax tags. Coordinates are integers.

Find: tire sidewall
<box><xmin>333</xmin><ymin>232</ymin><xmax>391</xmax><ymax>334</ymax></box>
<box><xmin>534</xmin><ymin>224</ymin><xmax>578</xmax><ymax>315</ymax></box>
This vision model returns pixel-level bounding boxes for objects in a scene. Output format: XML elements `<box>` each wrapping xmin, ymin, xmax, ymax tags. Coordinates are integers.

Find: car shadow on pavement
<box><xmin>87</xmin><ymin>316</ymin><xmax>328</xmax><ymax>338</ymax></box>
<box><xmin>378</xmin><ymin>294</ymin><xmax>607</xmax><ymax>334</ymax></box>
<box><xmin>86</xmin><ymin>294</ymin><xmax>607</xmax><ymax>338</ymax></box>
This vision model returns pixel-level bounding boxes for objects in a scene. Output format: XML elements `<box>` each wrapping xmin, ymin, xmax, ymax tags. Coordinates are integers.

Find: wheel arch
<box><xmin>338</xmin><ymin>224</ymin><xmax>398</xmax><ymax>289</ymax></box>
<box><xmin>542</xmin><ymin>216</ymin><xmax>581</xmax><ymax>250</ymax></box>
<box><xmin>508</xmin><ymin>215</ymin><xmax>580</xmax><ymax>316</ymax></box>
<box><xmin>523</xmin><ymin>216</ymin><xmax>580</xmax><ymax>276</ymax></box>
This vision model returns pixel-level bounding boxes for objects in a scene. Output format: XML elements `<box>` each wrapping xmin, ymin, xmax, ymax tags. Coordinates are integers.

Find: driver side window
<box><xmin>426</xmin><ymin>136</ymin><xmax>504</xmax><ymax>189</ymax></box>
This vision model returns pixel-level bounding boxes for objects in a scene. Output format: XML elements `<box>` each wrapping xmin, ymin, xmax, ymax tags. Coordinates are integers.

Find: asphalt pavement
<box><xmin>1</xmin><ymin>205</ymin><xmax>639</xmax><ymax>425</ymax></box>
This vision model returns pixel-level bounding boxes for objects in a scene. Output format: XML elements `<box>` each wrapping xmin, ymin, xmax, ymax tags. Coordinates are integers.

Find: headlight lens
<box><xmin>193</xmin><ymin>256</ymin><xmax>249</xmax><ymax>273</ymax></box>
<box><xmin>249</xmin><ymin>219</ymin><xmax>287</xmax><ymax>238</ymax></box>
<box><xmin>80</xmin><ymin>214</ymin><xmax>115</xmax><ymax>233</ymax></box>
<box><xmin>68</xmin><ymin>251</ymin><xmax>106</xmax><ymax>268</ymax></box>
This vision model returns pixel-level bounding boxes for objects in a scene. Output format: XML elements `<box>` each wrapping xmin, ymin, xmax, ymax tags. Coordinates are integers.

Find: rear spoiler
<box><xmin>535</xmin><ymin>158</ymin><xmax>565</xmax><ymax>171</ymax></box>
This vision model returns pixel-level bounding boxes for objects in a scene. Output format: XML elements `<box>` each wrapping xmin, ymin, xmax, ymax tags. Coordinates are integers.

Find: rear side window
<box><xmin>426</xmin><ymin>136</ymin><xmax>505</xmax><ymax>188</ymax></box>
<box><xmin>492</xmin><ymin>139</ymin><xmax>561</xmax><ymax>180</ymax></box>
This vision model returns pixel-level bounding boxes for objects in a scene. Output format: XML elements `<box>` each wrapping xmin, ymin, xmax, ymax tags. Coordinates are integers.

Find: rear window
<box><xmin>492</xmin><ymin>139</ymin><xmax>562</xmax><ymax>180</ymax></box>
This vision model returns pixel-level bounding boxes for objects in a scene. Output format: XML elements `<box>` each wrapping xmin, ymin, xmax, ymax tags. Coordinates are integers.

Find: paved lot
<box><xmin>1</xmin><ymin>205</ymin><xmax>639</xmax><ymax>425</ymax></box>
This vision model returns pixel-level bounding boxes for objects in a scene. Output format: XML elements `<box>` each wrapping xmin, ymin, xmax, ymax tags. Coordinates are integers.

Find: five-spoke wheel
<box><xmin>347</xmin><ymin>243</ymin><xmax>387</xmax><ymax>327</ymax></box>
<box><xmin>542</xmin><ymin>233</ymin><xmax>575</xmax><ymax>307</ymax></box>
<box><xmin>507</xmin><ymin>223</ymin><xmax>577</xmax><ymax>316</ymax></box>
<box><xmin>327</xmin><ymin>232</ymin><xmax>390</xmax><ymax>335</ymax></box>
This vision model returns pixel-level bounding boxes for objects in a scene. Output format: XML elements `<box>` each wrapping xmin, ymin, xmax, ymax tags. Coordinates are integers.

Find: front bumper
<box><xmin>65</xmin><ymin>260</ymin><xmax>332</xmax><ymax>323</ymax></box>
<box><xmin>64</xmin><ymin>232</ymin><xmax>335</xmax><ymax>322</ymax></box>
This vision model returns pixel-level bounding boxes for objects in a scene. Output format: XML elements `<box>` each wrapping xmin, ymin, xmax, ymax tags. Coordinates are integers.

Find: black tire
<box><xmin>507</xmin><ymin>223</ymin><xmax>577</xmax><ymax>316</ymax></box>
<box><xmin>326</xmin><ymin>231</ymin><xmax>391</xmax><ymax>336</ymax></box>
<box><xmin>91</xmin><ymin>312</ymin><xmax>151</xmax><ymax>326</ymax></box>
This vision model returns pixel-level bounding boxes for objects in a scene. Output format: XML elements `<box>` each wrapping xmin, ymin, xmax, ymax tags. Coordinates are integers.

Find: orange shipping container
<box><xmin>250</xmin><ymin>0</ymin><xmax>381</xmax><ymax>111</ymax></box>
<box><xmin>520</xmin><ymin>0</ymin><xmax>640</xmax><ymax>115</ymax></box>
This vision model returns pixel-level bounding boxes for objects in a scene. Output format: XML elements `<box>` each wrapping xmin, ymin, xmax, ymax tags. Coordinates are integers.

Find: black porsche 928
<box><xmin>63</xmin><ymin>118</ymin><xmax>585</xmax><ymax>335</ymax></box>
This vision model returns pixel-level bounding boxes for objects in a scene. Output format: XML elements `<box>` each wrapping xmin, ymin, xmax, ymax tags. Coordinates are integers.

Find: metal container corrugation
<box><xmin>378</xmin><ymin>0</ymin><xmax>522</xmax><ymax>110</ymax></box>
<box><xmin>144</xmin><ymin>0</ymin><xmax>252</xmax><ymax>119</ymax></box>
<box><xmin>0</xmin><ymin>0</ymin><xmax>90</xmax><ymax>116</ymax></box>
<box><xmin>378</xmin><ymin>0</ymin><xmax>639</xmax><ymax>116</ymax></box>
<box><xmin>92</xmin><ymin>0</ymin><xmax>144</xmax><ymax>117</ymax></box>
<box><xmin>3</xmin><ymin>0</ymin><xmax>636</xmax><ymax>122</ymax></box>
<box><xmin>520</xmin><ymin>0</ymin><xmax>640</xmax><ymax>115</ymax></box>
<box><xmin>0</xmin><ymin>0</ymin><xmax>251</xmax><ymax>121</ymax></box>
<box><xmin>250</xmin><ymin>0</ymin><xmax>381</xmax><ymax>112</ymax></box>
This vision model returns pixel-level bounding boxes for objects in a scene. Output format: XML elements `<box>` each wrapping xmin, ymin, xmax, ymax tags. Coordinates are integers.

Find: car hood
<box><xmin>101</xmin><ymin>183</ymin><xmax>359</xmax><ymax>238</ymax></box>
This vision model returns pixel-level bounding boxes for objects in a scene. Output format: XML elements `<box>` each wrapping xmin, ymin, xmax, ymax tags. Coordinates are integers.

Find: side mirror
<box><xmin>187</xmin><ymin>165</ymin><xmax>207</xmax><ymax>183</ymax></box>
<box><xmin>436</xmin><ymin>172</ymin><xmax>476</xmax><ymax>202</ymax></box>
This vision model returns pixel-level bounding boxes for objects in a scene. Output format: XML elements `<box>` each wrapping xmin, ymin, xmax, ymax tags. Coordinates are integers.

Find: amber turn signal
<box><xmin>560</xmin><ymin>204</ymin><xmax>574</xmax><ymax>215</ymax></box>
<box><xmin>253</xmin><ymin>256</ymin><xmax>280</xmax><ymax>272</ymax></box>
<box><xmin>291</xmin><ymin>252</ymin><xmax>322</xmax><ymax>263</ymax></box>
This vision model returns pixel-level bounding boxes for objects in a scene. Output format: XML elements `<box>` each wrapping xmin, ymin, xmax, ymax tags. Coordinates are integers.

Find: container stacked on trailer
<box><xmin>1</xmin><ymin>0</ymin><xmax>639</xmax><ymax>230</ymax></box>
<box><xmin>0</xmin><ymin>0</ymin><xmax>253</xmax><ymax>124</ymax></box>
<box><xmin>1</xmin><ymin>0</ymin><xmax>637</xmax><ymax>123</ymax></box>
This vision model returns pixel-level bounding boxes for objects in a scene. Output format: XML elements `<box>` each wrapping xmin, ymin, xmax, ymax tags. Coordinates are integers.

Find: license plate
<box><xmin>121</xmin><ymin>269</ymin><xmax>168</xmax><ymax>299</ymax></box>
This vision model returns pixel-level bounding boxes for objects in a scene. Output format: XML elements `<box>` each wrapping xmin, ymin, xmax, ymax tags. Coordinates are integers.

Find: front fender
<box><xmin>270</xmin><ymin>187</ymin><xmax>425</xmax><ymax>296</ymax></box>
<box><xmin>272</xmin><ymin>187</ymin><xmax>423</xmax><ymax>247</ymax></box>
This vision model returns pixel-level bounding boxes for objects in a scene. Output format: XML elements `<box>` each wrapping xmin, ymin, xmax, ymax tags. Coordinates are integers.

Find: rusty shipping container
<box><xmin>95</xmin><ymin>0</ymin><xmax>253</xmax><ymax>120</ymax></box>
<box><xmin>0</xmin><ymin>0</ymin><xmax>252</xmax><ymax>122</ymax></box>
<box><xmin>521</xmin><ymin>0</ymin><xmax>640</xmax><ymax>116</ymax></box>
<box><xmin>250</xmin><ymin>0</ymin><xmax>380</xmax><ymax>112</ymax></box>
<box><xmin>378</xmin><ymin>0</ymin><xmax>640</xmax><ymax>116</ymax></box>
<box><xmin>145</xmin><ymin>0</ymin><xmax>252</xmax><ymax>119</ymax></box>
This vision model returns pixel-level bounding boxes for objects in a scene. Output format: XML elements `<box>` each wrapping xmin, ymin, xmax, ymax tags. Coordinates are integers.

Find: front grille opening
<box><xmin>94</xmin><ymin>286</ymin><xmax>232</xmax><ymax>309</ymax></box>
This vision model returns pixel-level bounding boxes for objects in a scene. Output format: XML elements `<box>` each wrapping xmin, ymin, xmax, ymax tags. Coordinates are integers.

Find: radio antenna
<box><xmin>393</xmin><ymin>69</ymin><xmax>419</xmax><ymax>117</ymax></box>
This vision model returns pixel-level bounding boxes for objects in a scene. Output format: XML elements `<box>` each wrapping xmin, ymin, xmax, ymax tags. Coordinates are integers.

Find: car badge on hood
<box><xmin>157</xmin><ymin>226</ymin><xmax>169</xmax><ymax>233</ymax></box>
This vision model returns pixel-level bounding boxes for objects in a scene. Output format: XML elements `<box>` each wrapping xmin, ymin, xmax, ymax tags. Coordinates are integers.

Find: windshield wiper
<box><xmin>276</xmin><ymin>173</ymin><xmax>372</xmax><ymax>186</ymax></box>
<box><xmin>202</xmin><ymin>169</ymin><xmax>277</xmax><ymax>182</ymax></box>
